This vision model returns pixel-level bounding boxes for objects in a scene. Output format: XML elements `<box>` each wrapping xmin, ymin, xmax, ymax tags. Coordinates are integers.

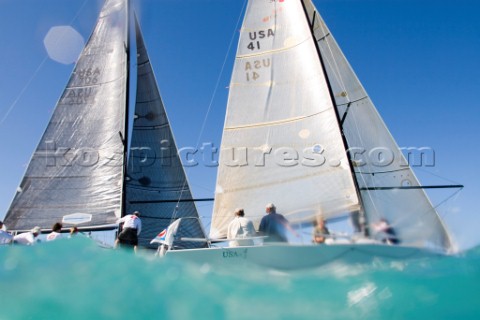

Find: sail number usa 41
<box><xmin>246</xmin><ymin>28</ymin><xmax>275</xmax><ymax>51</ymax></box>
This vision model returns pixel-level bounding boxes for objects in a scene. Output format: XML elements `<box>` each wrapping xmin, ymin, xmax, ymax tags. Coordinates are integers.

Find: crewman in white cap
<box><xmin>13</xmin><ymin>226</ymin><xmax>41</xmax><ymax>245</ymax></box>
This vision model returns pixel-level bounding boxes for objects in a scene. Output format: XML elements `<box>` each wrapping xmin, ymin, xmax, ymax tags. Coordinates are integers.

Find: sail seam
<box><xmin>224</xmin><ymin>110</ymin><xmax>328</xmax><ymax>130</ymax></box>
<box><xmin>137</xmin><ymin>60</ymin><xmax>150</xmax><ymax>67</ymax></box>
<box><xmin>360</xmin><ymin>185</ymin><xmax>463</xmax><ymax>191</ymax></box>
<box><xmin>133</xmin><ymin>124</ymin><xmax>169</xmax><ymax>129</ymax></box>
<box><xmin>236</xmin><ymin>36</ymin><xmax>311</xmax><ymax>59</ymax></box>
<box><xmin>66</xmin><ymin>75</ymin><xmax>127</xmax><ymax>90</ymax></box>
<box><xmin>21</xmin><ymin>175</ymin><xmax>119</xmax><ymax>180</ymax></box>
<box><xmin>129</xmin><ymin>154</ymin><xmax>178</xmax><ymax>159</ymax></box>
<box><xmin>315</xmin><ymin>31</ymin><xmax>330</xmax><ymax>42</ymax></box>
<box><xmin>33</xmin><ymin>145</ymin><xmax>123</xmax><ymax>155</ymax></box>
<box><xmin>336</xmin><ymin>96</ymin><xmax>369</xmax><ymax>107</ymax></box>
<box><xmin>11</xmin><ymin>204</ymin><xmax>118</xmax><ymax>209</ymax></box>
<box><xmin>127</xmin><ymin>186</ymin><xmax>191</xmax><ymax>192</ymax></box>
<box><xmin>129</xmin><ymin>198</ymin><xmax>213</xmax><ymax>204</ymax></box>
<box><xmin>135</xmin><ymin>99</ymin><xmax>162</xmax><ymax>104</ymax></box>
<box><xmin>217</xmin><ymin>167</ymin><xmax>353</xmax><ymax>194</ymax></box>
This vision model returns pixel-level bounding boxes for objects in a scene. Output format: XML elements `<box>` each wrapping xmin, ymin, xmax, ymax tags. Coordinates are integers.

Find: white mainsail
<box><xmin>302</xmin><ymin>0</ymin><xmax>452</xmax><ymax>251</ymax></box>
<box><xmin>210</xmin><ymin>0</ymin><xmax>360</xmax><ymax>238</ymax></box>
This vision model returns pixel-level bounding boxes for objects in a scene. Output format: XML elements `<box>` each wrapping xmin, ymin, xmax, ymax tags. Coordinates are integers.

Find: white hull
<box><xmin>165</xmin><ymin>243</ymin><xmax>442</xmax><ymax>271</ymax></box>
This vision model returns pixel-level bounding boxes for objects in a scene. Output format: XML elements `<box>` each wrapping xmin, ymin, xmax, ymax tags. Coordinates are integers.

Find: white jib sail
<box><xmin>303</xmin><ymin>0</ymin><xmax>453</xmax><ymax>251</ymax></box>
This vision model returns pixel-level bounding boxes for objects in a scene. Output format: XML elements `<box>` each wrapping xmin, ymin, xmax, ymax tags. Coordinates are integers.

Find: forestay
<box><xmin>125</xmin><ymin>17</ymin><xmax>207</xmax><ymax>249</ymax></box>
<box><xmin>4</xmin><ymin>0</ymin><xmax>128</xmax><ymax>231</ymax></box>
<box><xmin>303</xmin><ymin>0</ymin><xmax>452</xmax><ymax>251</ymax></box>
<box><xmin>210</xmin><ymin>0</ymin><xmax>360</xmax><ymax>238</ymax></box>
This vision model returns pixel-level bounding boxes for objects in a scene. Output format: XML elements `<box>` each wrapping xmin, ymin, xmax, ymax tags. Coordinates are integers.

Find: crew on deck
<box><xmin>373</xmin><ymin>218</ymin><xmax>399</xmax><ymax>245</ymax></box>
<box><xmin>46</xmin><ymin>222</ymin><xmax>63</xmax><ymax>241</ymax></box>
<box><xmin>227</xmin><ymin>208</ymin><xmax>256</xmax><ymax>247</ymax></box>
<box><xmin>258</xmin><ymin>203</ymin><xmax>293</xmax><ymax>243</ymax></box>
<box><xmin>115</xmin><ymin>211</ymin><xmax>142</xmax><ymax>251</ymax></box>
<box><xmin>312</xmin><ymin>215</ymin><xmax>330</xmax><ymax>244</ymax></box>
<box><xmin>0</xmin><ymin>221</ymin><xmax>13</xmax><ymax>245</ymax></box>
<box><xmin>14</xmin><ymin>226</ymin><xmax>41</xmax><ymax>245</ymax></box>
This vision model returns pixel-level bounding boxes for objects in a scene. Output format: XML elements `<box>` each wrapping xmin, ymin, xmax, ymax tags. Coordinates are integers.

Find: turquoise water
<box><xmin>1</xmin><ymin>238</ymin><xmax>479</xmax><ymax>319</ymax></box>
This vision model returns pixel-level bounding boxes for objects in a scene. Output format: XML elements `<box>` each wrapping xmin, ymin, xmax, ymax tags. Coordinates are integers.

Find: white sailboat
<box><xmin>164</xmin><ymin>0</ymin><xmax>462</xmax><ymax>269</ymax></box>
<box><xmin>3</xmin><ymin>0</ymin><xmax>207</xmax><ymax>250</ymax></box>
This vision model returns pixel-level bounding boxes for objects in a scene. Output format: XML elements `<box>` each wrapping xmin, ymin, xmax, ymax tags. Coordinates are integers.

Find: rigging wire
<box><xmin>415</xmin><ymin>166</ymin><xmax>463</xmax><ymax>186</ymax></box>
<box><xmin>190</xmin><ymin>0</ymin><xmax>248</xmax><ymax>153</ymax></box>
<box><xmin>433</xmin><ymin>187</ymin><xmax>463</xmax><ymax>215</ymax></box>
<box><xmin>0</xmin><ymin>59</ymin><xmax>48</xmax><ymax>126</ymax></box>
<box><xmin>0</xmin><ymin>0</ymin><xmax>91</xmax><ymax>126</ymax></box>
<box><xmin>171</xmin><ymin>0</ymin><xmax>248</xmax><ymax>226</ymax></box>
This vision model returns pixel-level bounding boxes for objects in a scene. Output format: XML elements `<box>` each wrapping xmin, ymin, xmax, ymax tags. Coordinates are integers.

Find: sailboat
<box><xmin>164</xmin><ymin>0</ymin><xmax>463</xmax><ymax>269</ymax></box>
<box><xmin>3</xmin><ymin>0</ymin><xmax>207</xmax><ymax>250</ymax></box>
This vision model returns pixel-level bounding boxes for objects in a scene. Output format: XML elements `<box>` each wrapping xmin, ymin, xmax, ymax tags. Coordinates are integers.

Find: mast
<box><xmin>121</xmin><ymin>0</ymin><xmax>132</xmax><ymax>217</ymax></box>
<box><xmin>299</xmin><ymin>0</ymin><xmax>368</xmax><ymax>236</ymax></box>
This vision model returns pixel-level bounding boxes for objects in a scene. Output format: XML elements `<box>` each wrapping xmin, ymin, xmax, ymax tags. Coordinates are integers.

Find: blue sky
<box><xmin>0</xmin><ymin>0</ymin><xmax>478</xmax><ymax>250</ymax></box>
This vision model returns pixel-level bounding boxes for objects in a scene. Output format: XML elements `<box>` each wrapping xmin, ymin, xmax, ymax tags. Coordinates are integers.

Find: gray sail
<box><xmin>303</xmin><ymin>0</ymin><xmax>452</xmax><ymax>251</ymax></box>
<box><xmin>3</xmin><ymin>0</ymin><xmax>128</xmax><ymax>232</ymax></box>
<box><xmin>125</xmin><ymin>17</ymin><xmax>207</xmax><ymax>249</ymax></box>
<box><xmin>210</xmin><ymin>0</ymin><xmax>360</xmax><ymax>238</ymax></box>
